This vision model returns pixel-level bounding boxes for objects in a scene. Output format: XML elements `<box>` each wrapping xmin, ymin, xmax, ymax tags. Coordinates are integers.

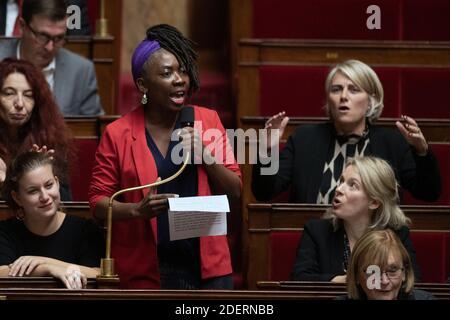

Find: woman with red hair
<box><xmin>0</xmin><ymin>58</ymin><xmax>74</xmax><ymax>200</ymax></box>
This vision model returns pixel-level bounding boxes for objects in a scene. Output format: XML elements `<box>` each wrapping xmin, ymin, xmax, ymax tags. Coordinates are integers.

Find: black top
<box><xmin>0</xmin><ymin>215</ymin><xmax>104</xmax><ymax>267</ymax></box>
<box><xmin>145</xmin><ymin>114</ymin><xmax>199</xmax><ymax>266</ymax></box>
<box><xmin>252</xmin><ymin>123</ymin><xmax>442</xmax><ymax>203</ymax></box>
<box><xmin>291</xmin><ymin>219</ymin><xmax>422</xmax><ymax>282</ymax></box>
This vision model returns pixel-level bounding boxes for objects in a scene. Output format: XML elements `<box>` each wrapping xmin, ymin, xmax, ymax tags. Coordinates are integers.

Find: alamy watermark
<box><xmin>66</xmin><ymin>5</ymin><xmax>82</xmax><ymax>30</ymax></box>
<box><xmin>169</xmin><ymin>122</ymin><xmax>280</xmax><ymax>175</ymax></box>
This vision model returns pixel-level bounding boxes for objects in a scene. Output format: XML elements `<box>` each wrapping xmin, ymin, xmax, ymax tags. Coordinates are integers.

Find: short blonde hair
<box><xmin>323</xmin><ymin>156</ymin><xmax>410</xmax><ymax>230</ymax></box>
<box><xmin>347</xmin><ymin>229</ymin><xmax>415</xmax><ymax>299</ymax></box>
<box><xmin>324</xmin><ymin>60</ymin><xmax>384</xmax><ymax>122</ymax></box>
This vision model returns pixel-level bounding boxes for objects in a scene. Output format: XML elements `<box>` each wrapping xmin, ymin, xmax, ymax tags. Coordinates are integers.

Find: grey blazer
<box><xmin>0</xmin><ymin>38</ymin><xmax>104</xmax><ymax>116</ymax></box>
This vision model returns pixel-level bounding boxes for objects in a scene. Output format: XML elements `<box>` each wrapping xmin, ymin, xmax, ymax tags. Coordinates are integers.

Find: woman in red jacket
<box><xmin>89</xmin><ymin>24</ymin><xmax>241</xmax><ymax>289</ymax></box>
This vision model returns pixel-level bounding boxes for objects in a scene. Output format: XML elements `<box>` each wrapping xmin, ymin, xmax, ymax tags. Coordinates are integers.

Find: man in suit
<box><xmin>0</xmin><ymin>0</ymin><xmax>103</xmax><ymax>115</ymax></box>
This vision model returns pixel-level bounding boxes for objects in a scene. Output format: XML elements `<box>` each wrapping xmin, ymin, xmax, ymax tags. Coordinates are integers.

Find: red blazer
<box><xmin>89</xmin><ymin>106</ymin><xmax>241</xmax><ymax>288</ymax></box>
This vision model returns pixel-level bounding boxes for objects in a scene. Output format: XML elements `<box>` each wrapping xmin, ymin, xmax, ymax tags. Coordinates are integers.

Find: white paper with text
<box><xmin>168</xmin><ymin>195</ymin><xmax>229</xmax><ymax>241</ymax></box>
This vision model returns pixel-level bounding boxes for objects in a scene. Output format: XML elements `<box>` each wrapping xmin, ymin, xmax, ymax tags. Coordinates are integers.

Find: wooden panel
<box><xmin>246</xmin><ymin>203</ymin><xmax>450</xmax><ymax>289</ymax></box>
<box><xmin>257</xmin><ymin>281</ymin><xmax>450</xmax><ymax>300</ymax></box>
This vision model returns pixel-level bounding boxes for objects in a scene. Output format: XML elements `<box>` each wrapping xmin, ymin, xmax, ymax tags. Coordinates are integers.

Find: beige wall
<box><xmin>121</xmin><ymin>0</ymin><xmax>190</xmax><ymax>73</ymax></box>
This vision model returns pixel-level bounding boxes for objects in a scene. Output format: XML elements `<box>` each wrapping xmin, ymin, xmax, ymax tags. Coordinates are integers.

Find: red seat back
<box><xmin>403</xmin><ymin>143</ymin><xmax>450</xmax><ymax>205</ymax></box>
<box><xmin>253</xmin><ymin>0</ymin><xmax>401</xmax><ymax>40</ymax></box>
<box><xmin>69</xmin><ymin>138</ymin><xmax>98</xmax><ymax>201</ymax></box>
<box><xmin>410</xmin><ymin>231</ymin><xmax>449</xmax><ymax>283</ymax></box>
<box><xmin>269</xmin><ymin>231</ymin><xmax>302</xmax><ymax>280</ymax></box>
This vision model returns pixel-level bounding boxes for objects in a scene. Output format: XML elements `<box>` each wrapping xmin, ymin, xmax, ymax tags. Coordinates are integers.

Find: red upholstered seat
<box><xmin>252</xmin><ymin>0</ymin><xmax>401</xmax><ymax>40</ymax></box>
<box><xmin>268</xmin><ymin>230</ymin><xmax>450</xmax><ymax>283</ymax></box>
<box><xmin>269</xmin><ymin>231</ymin><xmax>302</xmax><ymax>280</ymax></box>
<box><xmin>410</xmin><ymin>231</ymin><xmax>449</xmax><ymax>283</ymax></box>
<box><xmin>69</xmin><ymin>138</ymin><xmax>99</xmax><ymax>201</ymax></box>
<box><xmin>402</xmin><ymin>68</ymin><xmax>450</xmax><ymax>118</ymax></box>
<box><xmin>403</xmin><ymin>143</ymin><xmax>450</xmax><ymax>205</ymax></box>
<box><xmin>403</xmin><ymin>0</ymin><xmax>450</xmax><ymax>41</ymax></box>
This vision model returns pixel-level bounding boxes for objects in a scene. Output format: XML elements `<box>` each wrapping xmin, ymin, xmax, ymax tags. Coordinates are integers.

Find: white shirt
<box><xmin>16</xmin><ymin>41</ymin><xmax>56</xmax><ymax>90</ymax></box>
<box><xmin>5</xmin><ymin>0</ymin><xmax>19</xmax><ymax>37</ymax></box>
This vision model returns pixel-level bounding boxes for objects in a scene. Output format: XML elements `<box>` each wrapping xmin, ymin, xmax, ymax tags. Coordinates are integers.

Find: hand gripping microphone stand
<box><xmin>97</xmin><ymin>107</ymin><xmax>194</xmax><ymax>281</ymax></box>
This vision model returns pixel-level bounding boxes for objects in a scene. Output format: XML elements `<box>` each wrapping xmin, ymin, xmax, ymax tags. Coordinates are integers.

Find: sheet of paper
<box><xmin>168</xmin><ymin>195</ymin><xmax>229</xmax><ymax>241</ymax></box>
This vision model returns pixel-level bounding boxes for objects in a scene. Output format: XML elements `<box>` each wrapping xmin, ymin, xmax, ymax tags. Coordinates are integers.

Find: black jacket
<box><xmin>291</xmin><ymin>219</ymin><xmax>422</xmax><ymax>282</ymax></box>
<box><xmin>252</xmin><ymin>123</ymin><xmax>442</xmax><ymax>203</ymax></box>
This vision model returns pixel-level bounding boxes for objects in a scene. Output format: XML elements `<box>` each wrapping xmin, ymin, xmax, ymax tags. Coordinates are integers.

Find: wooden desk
<box><xmin>257</xmin><ymin>281</ymin><xmax>450</xmax><ymax>300</ymax></box>
<box><xmin>246</xmin><ymin>203</ymin><xmax>450</xmax><ymax>289</ymax></box>
<box><xmin>0</xmin><ymin>288</ymin><xmax>322</xmax><ymax>300</ymax></box>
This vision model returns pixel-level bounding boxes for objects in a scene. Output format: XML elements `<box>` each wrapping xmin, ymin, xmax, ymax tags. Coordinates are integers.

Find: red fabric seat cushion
<box><xmin>403</xmin><ymin>0</ymin><xmax>450</xmax><ymax>41</ymax></box>
<box><xmin>69</xmin><ymin>138</ymin><xmax>98</xmax><ymax>201</ymax></box>
<box><xmin>410</xmin><ymin>231</ymin><xmax>448</xmax><ymax>283</ymax></box>
<box><xmin>252</xmin><ymin>0</ymin><xmax>401</xmax><ymax>40</ymax></box>
<box><xmin>403</xmin><ymin>143</ymin><xmax>450</xmax><ymax>205</ymax></box>
<box><xmin>269</xmin><ymin>231</ymin><xmax>302</xmax><ymax>280</ymax></box>
<box><xmin>402</xmin><ymin>68</ymin><xmax>450</xmax><ymax>118</ymax></box>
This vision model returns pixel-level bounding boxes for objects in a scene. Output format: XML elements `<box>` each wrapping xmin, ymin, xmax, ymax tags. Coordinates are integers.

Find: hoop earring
<box><xmin>141</xmin><ymin>93</ymin><xmax>148</xmax><ymax>105</ymax></box>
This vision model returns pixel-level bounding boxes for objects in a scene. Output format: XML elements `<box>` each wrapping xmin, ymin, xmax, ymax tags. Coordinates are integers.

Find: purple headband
<box><xmin>131</xmin><ymin>39</ymin><xmax>161</xmax><ymax>83</ymax></box>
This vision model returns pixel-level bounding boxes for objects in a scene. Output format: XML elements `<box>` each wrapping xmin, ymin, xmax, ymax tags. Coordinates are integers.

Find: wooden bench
<box><xmin>257</xmin><ymin>281</ymin><xmax>450</xmax><ymax>300</ymax></box>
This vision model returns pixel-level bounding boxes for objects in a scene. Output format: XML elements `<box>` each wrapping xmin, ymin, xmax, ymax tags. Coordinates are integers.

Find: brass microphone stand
<box><xmin>97</xmin><ymin>151</ymin><xmax>190</xmax><ymax>281</ymax></box>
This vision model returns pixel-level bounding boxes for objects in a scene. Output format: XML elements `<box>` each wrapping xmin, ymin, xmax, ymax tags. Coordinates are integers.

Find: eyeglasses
<box><xmin>26</xmin><ymin>22</ymin><xmax>65</xmax><ymax>46</ymax></box>
<box><xmin>364</xmin><ymin>267</ymin><xmax>405</xmax><ymax>280</ymax></box>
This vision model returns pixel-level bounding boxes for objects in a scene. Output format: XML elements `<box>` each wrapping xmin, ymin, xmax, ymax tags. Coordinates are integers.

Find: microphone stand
<box><xmin>97</xmin><ymin>151</ymin><xmax>190</xmax><ymax>282</ymax></box>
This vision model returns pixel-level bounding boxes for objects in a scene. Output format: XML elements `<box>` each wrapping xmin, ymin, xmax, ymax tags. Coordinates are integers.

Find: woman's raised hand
<box><xmin>262</xmin><ymin>111</ymin><xmax>290</xmax><ymax>152</ymax></box>
<box><xmin>395</xmin><ymin>115</ymin><xmax>428</xmax><ymax>156</ymax></box>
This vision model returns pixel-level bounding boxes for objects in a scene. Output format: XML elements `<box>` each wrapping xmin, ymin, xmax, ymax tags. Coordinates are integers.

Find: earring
<box><xmin>16</xmin><ymin>208</ymin><xmax>24</xmax><ymax>221</ymax></box>
<box><xmin>141</xmin><ymin>93</ymin><xmax>148</xmax><ymax>105</ymax></box>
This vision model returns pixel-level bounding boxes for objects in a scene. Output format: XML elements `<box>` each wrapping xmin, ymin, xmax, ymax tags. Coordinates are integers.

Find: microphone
<box><xmin>179</xmin><ymin>106</ymin><xmax>194</xmax><ymax>128</ymax></box>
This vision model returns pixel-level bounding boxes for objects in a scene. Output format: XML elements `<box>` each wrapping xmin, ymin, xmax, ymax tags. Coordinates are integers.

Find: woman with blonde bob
<box><xmin>345</xmin><ymin>229</ymin><xmax>433</xmax><ymax>300</ymax></box>
<box><xmin>253</xmin><ymin>59</ymin><xmax>441</xmax><ymax>204</ymax></box>
<box><xmin>291</xmin><ymin>156</ymin><xmax>421</xmax><ymax>282</ymax></box>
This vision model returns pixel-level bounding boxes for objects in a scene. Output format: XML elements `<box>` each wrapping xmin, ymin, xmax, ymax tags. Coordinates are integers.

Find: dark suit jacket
<box><xmin>0</xmin><ymin>0</ymin><xmax>8</xmax><ymax>35</ymax></box>
<box><xmin>291</xmin><ymin>219</ymin><xmax>422</xmax><ymax>282</ymax></box>
<box><xmin>252</xmin><ymin>123</ymin><xmax>442</xmax><ymax>203</ymax></box>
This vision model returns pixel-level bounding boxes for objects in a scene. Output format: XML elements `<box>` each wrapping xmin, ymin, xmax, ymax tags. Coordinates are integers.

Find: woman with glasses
<box><xmin>344</xmin><ymin>229</ymin><xmax>433</xmax><ymax>300</ymax></box>
<box><xmin>291</xmin><ymin>156</ymin><xmax>421</xmax><ymax>283</ymax></box>
<box><xmin>0</xmin><ymin>58</ymin><xmax>74</xmax><ymax>200</ymax></box>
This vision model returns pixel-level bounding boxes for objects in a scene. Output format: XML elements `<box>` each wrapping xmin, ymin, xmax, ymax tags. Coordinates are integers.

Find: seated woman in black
<box><xmin>0</xmin><ymin>151</ymin><xmax>104</xmax><ymax>289</ymax></box>
<box><xmin>291</xmin><ymin>156</ymin><xmax>421</xmax><ymax>283</ymax></box>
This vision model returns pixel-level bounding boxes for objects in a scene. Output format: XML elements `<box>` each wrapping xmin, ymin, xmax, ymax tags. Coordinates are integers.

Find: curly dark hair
<box><xmin>0</xmin><ymin>58</ymin><xmax>75</xmax><ymax>184</ymax></box>
<box><xmin>146</xmin><ymin>24</ymin><xmax>200</xmax><ymax>96</ymax></box>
